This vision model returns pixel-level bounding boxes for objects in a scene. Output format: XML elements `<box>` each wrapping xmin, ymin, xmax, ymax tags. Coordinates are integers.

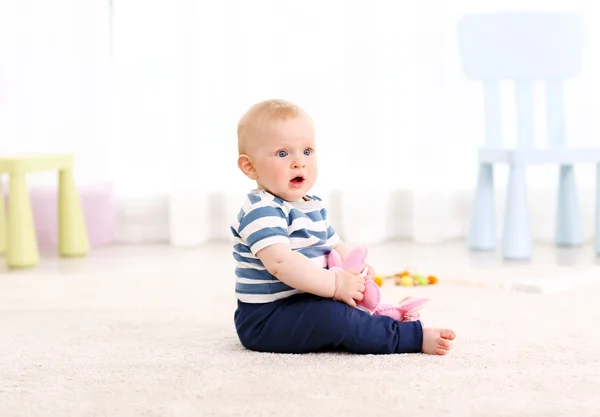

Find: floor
<box><xmin>2</xmin><ymin>239</ymin><xmax>597</xmax><ymax>283</ymax></box>
<box><xmin>1</xmin><ymin>240</ymin><xmax>599</xmax><ymax>417</ymax></box>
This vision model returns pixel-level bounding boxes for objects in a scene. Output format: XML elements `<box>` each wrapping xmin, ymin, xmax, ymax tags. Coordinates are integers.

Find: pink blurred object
<box><xmin>327</xmin><ymin>246</ymin><xmax>381</xmax><ymax>312</ymax></box>
<box><xmin>328</xmin><ymin>245</ymin><xmax>429</xmax><ymax>321</ymax></box>
<box><xmin>29</xmin><ymin>182</ymin><xmax>116</xmax><ymax>251</ymax></box>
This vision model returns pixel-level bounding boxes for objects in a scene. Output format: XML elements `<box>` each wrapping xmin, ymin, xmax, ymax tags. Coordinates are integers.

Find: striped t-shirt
<box><xmin>230</xmin><ymin>189</ymin><xmax>340</xmax><ymax>303</ymax></box>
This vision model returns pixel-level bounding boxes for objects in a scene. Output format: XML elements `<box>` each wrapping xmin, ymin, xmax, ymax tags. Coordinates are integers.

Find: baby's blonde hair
<box><xmin>237</xmin><ymin>99</ymin><xmax>311</xmax><ymax>154</ymax></box>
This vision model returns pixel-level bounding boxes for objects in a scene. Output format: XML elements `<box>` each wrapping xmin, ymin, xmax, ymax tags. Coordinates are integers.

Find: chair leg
<box><xmin>595</xmin><ymin>163</ymin><xmax>600</xmax><ymax>256</ymax></box>
<box><xmin>0</xmin><ymin>178</ymin><xmax>6</xmax><ymax>254</ymax></box>
<box><xmin>7</xmin><ymin>173</ymin><xmax>39</xmax><ymax>267</ymax></box>
<box><xmin>58</xmin><ymin>168</ymin><xmax>89</xmax><ymax>257</ymax></box>
<box><xmin>468</xmin><ymin>163</ymin><xmax>496</xmax><ymax>250</ymax></box>
<box><xmin>555</xmin><ymin>164</ymin><xmax>583</xmax><ymax>246</ymax></box>
<box><xmin>502</xmin><ymin>163</ymin><xmax>531</xmax><ymax>260</ymax></box>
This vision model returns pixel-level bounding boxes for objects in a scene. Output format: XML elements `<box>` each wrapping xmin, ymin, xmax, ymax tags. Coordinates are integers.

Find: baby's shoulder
<box><xmin>237</xmin><ymin>190</ymin><xmax>328</xmax><ymax>219</ymax></box>
<box><xmin>239</xmin><ymin>189</ymin><xmax>290</xmax><ymax>215</ymax></box>
<box><xmin>304</xmin><ymin>194</ymin><xmax>322</xmax><ymax>202</ymax></box>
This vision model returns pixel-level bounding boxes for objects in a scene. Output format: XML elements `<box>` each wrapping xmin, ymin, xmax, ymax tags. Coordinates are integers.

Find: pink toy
<box><xmin>328</xmin><ymin>246</ymin><xmax>429</xmax><ymax>321</ymax></box>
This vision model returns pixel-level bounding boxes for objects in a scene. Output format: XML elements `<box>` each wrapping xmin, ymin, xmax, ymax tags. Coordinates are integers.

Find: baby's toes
<box><xmin>435</xmin><ymin>345</ymin><xmax>450</xmax><ymax>355</ymax></box>
<box><xmin>434</xmin><ymin>338</ymin><xmax>451</xmax><ymax>354</ymax></box>
<box><xmin>440</xmin><ymin>329</ymin><xmax>456</xmax><ymax>341</ymax></box>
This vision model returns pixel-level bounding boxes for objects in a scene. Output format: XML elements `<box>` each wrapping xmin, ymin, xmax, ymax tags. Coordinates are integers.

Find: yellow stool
<box><xmin>0</xmin><ymin>154</ymin><xmax>89</xmax><ymax>268</ymax></box>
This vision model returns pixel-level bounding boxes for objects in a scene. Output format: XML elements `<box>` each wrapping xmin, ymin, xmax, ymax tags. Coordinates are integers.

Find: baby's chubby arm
<box><xmin>256</xmin><ymin>244</ymin><xmax>366</xmax><ymax>307</ymax></box>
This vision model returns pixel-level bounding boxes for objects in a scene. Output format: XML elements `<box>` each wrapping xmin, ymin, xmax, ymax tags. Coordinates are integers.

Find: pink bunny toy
<box><xmin>327</xmin><ymin>246</ymin><xmax>429</xmax><ymax>322</ymax></box>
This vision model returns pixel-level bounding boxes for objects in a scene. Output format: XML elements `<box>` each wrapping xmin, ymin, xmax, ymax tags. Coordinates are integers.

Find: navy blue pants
<box><xmin>234</xmin><ymin>293</ymin><xmax>423</xmax><ymax>354</ymax></box>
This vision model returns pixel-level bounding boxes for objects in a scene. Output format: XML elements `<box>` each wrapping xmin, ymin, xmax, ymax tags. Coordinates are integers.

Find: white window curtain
<box><xmin>1</xmin><ymin>0</ymin><xmax>597</xmax><ymax>247</ymax></box>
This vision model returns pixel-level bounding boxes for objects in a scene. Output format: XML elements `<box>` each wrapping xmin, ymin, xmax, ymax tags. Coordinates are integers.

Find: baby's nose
<box><xmin>292</xmin><ymin>159</ymin><xmax>305</xmax><ymax>168</ymax></box>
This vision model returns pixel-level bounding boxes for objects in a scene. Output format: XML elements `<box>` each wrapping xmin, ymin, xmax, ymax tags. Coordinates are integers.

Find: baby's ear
<box><xmin>237</xmin><ymin>154</ymin><xmax>257</xmax><ymax>180</ymax></box>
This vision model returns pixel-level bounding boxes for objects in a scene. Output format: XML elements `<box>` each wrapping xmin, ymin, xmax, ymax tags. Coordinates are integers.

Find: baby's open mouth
<box><xmin>290</xmin><ymin>176</ymin><xmax>305</xmax><ymax>186</ymax></box>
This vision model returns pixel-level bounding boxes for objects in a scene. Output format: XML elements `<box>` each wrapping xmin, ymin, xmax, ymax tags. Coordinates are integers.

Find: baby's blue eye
<box><xmin>303</xmin><ymin>148</ymin><xmax>312</xmax><ymax>156</ymax></box>
<box><xmin>277</xmin><ymin>150</ymin><xmax>288</xmax><ymax>158</ymax></box>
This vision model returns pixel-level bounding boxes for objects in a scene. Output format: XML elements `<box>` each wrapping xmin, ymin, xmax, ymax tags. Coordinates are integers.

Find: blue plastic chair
<box><xmin>457</xmin><ymin>12</ymin><xmax>600</xmax><ymax>260</ymax></box>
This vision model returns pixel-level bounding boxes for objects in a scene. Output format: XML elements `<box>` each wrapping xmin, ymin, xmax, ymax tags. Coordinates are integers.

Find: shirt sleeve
<box><xmin>238</xmin><ymin>203</ymin><xmax>289</xmax><ymax>255</ymax></box>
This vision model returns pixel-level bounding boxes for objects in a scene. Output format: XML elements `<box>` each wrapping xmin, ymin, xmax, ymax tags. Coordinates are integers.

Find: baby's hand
<box><xmin>364</xmin><ymin>263</ymin><xmax>376</xmax><ymax>281</ymax></box>
<box><xmin>332</xmin><ymin>269</ymin><xmax>365</xmax><ymax>307</ymax></box>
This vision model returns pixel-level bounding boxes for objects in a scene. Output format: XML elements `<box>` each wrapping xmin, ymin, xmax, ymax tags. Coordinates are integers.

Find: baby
<box><xmin>230</xmin><ymin>98</ymin><xmax>456</xmax><ymax>355</ymax></box>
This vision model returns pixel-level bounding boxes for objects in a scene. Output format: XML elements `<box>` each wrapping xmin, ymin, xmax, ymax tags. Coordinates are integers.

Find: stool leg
<box><xmin>58</xmin><ymin>168</ymin><xmax>89</xmax><ymax>256</ymax></box>
<box><xmin>0</xmin><ymin>178</ymin><xmax>6</xmax><ymax>254</ymax></box>
<box><xmin>555</xmin><ymin>164</ymin><xmax>583</xmax><ymax>246</ymax></box>
<box><xmin>7</xmin><ymin>173</ymin><xmax>39</xmax><ymax>267</ymax></box>
<box><xmin>502</xmin><ymin>163</ymin><xmax>531</xmax><ymax>260</ymax></box>
<box><xmin>595</xmin><ymin>163</ymin><xmax>600</xmax><ymax>256</ymax></box>
<box><xmin>468</xmin><ymin>163</ymin><xmax>496</xmax><ymax>250</ymax></box>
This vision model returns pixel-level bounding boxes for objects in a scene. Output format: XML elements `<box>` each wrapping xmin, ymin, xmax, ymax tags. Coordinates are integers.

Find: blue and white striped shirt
<box><xmin>230</xmin><ymin>189</ymin><xmax>340</xmax><ymax>303</ymax></box>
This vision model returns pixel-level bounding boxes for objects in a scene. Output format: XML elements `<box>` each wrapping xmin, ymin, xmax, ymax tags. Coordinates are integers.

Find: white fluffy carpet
<box><xmin>1</xmin><ymin>256</ymin><xmax>599</xmax><ymax>417</ymax></box>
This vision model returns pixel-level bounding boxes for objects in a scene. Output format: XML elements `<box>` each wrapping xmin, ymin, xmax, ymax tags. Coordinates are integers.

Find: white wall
<box><xmin>1</xmin><ymin>0</ymin><xmax>598</xmax><ymax>246</ymax></box>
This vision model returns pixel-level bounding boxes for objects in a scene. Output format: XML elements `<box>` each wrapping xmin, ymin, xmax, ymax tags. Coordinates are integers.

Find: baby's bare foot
<box><xmin>422</xmin><ymin>328</ymin><xmax>456</xmax><ymax>355</ymax></box>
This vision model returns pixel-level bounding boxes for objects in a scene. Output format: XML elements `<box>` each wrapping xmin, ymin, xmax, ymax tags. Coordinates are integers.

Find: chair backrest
<box><xmin>456</xmin><ymin>13</ymin><xmax>584</xmax><ymax>148</ymax></box>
